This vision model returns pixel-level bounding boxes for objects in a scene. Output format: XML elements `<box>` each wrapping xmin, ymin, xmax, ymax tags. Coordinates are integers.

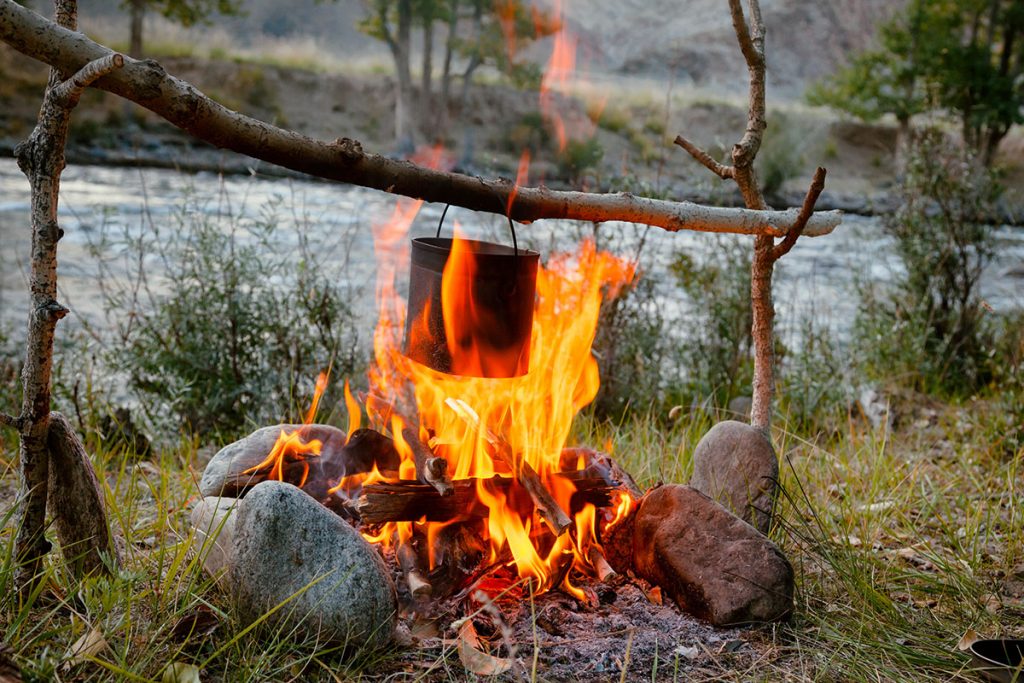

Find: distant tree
<box><xmin>358</xmin><ymin>0</ymin><xmax>556</xmax><ymax>147</ymax></box>
<box><xmin>124</xmin><ymin>0</ymin><xmax>244</xmax><ymax>59</ymax></box>
<box><xmin>808</xmin><ymin>0</ymin><xmax>1024</xmax><ymax>166</ymax></box>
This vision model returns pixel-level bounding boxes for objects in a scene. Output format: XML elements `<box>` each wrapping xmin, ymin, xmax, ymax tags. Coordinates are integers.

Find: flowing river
<box><xmin>1</xmin><ymin>158</ymin><xmax>1022</xmax><ymax>355</ymax></box>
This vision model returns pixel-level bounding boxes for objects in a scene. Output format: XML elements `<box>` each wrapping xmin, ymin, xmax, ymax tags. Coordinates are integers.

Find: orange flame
<box><xmin>344</xmin><ymin>379</ymin><xmax>361</xmax><ymax>439</ymax></box>
<box><xmin>365</xmin><ymin>177</ymin><xmax>636</xmax><ymax>593</ymax></box>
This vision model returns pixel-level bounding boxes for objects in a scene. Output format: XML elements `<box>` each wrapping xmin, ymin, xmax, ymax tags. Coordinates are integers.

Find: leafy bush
<box><xmin>671</xmin><ymin>236</ymin><xmax>754</xmax><ymax>407</ymax></box>
<box><xmin>94</xmin><ymin>196</ymin><xmax>362</xmax><ymax>438</ymax></box>
<box><xmin>592</xmin><ymin>273</ymin><xmax>672</xmax><ymax>418</ymax></box>
<box><xmin>853</xmin><ymin>130</ymin><xmax>1000</xmax><ymax>394</ymax></box>
<box><xmin>556</xmin><ymin>138</ymin><xmax>604</xmax><ymax>185</ymax></box>
<box><xmin>755</xmin><ymin>113</ymin><xmax>806</xmax><ymax>197</ymax></box>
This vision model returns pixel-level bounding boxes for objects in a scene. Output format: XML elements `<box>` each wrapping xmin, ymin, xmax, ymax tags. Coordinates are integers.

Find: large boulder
<box><xmin>690</xmin><ymin>420</ymin><xmax>777</xmax><ymax>534</ymax></box>
<box><xmin>231</xmin><ymin>481</ymin><xmax>397</xmax><ymax>648</ymax></box>
<box><xmin>632</xmin><ymin>484</ymin><xmax>793</xmax><ymax>626</ymax></box>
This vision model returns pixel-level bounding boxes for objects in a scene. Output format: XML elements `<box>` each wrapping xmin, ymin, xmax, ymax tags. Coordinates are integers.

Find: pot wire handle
<box><xmin>435</xmin><ymin>203</ymin><xmax>520</xmax><ymax>257</ymax></box>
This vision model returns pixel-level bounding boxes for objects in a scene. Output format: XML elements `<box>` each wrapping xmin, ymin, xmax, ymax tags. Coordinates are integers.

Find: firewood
<box><xmin>396</xmin><ymin>539</ymin><xmax>432</xmax><ymax>600</ymax></box>
<box><xmin>402</xmin><ymin>426</ymin><xmax>454</xmax><ymax>497</ymax></box>
<box><xmin>445</xmin><ymin>399</ymin><xmax>572</xmax><ymax>536</ymax></box>
<box><xmin>560</xmin><ymin>447</ymin><xmax>644</xmax><ymax>499</ymax></box>
<box><xmin>587</xmin><ymin>546</ymin><xmax>618</xmax><ymax>583</ymax></box>
<box><xmin>356</xmin><ymin>475</ymin><xmax>616</xmax><ymax>524</ymax></box>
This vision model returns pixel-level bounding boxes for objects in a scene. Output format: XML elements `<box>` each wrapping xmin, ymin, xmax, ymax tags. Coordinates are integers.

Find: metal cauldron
<box><xmin>403</xmin><ymin>206</ymin><xmax>539</xmax><ymax>378</ymax></box>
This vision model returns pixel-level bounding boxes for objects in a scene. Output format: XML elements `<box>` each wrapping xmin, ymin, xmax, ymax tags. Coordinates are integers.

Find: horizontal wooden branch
<box><xmin>0</xmin><ymin>0</ymin><xmax>842</xmax><ymax>238</ymax></box>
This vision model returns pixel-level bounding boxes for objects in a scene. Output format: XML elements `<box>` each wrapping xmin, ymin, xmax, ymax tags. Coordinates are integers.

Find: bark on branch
<box><xmin>0</xmin><ymin>0</ymin><xmax>842</xmax><ymax>238</ymax></box>
<box><xmin>49</xmin><ymin>51</ymin><xmax>124</xmax><ymax>106</ymax></box>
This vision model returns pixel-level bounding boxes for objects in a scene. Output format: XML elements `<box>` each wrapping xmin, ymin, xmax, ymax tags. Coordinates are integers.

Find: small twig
<box><xmin>0</xmin><ymin>412</ymin><xmax>23</xmax><ymax>430</ymax></box>
<box><xmin>770</xmin><ymin>167</ymin><xmax>827</xmax><ymax>261</ymax></box>
<box><xmin>673</xmin><ymin>135</ymin><xmax>734</xmax><ymax>179</ymax></box>
<box><xmin>49</xmin><ymin>52</ymin><xmax>124</xmax><ymax>108</ymax></box>
<box><xmin>588</xmin><ymin>546</ymin><xmax>618</xmax><ymax>582</ymax></box>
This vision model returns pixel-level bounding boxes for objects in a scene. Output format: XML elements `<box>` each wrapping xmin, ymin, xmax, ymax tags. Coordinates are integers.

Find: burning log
<box><xmin>396</xmin><ymin>538</ymin><xmax>432</xmax><ymax>600</ymax></box>
<box><xmin>560</xmin><ymin>447</ymin><xmax>644</xmax><ymax>500</ymax></box>
<box><xmin>402</xmin><ymin>426</ymin><xmax>454</xmax><ymax>497</ymax></box>
<box><xmin>445</xmin><ymin>399</ymin><xmax>572</xmax><ymax>536</ymax></box>
<box><xmin>363</xmin><ymin>391</ymin><xmax>455</xmax><ymax>497</ymax></box>
<box><xmin>356</xmin><ymin>475</ymin><xmax>617</xmax><ymax>524</ymax></box>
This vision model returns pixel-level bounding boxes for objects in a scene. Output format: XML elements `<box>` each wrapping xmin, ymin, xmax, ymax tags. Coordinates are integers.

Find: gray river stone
<box><xmin>690</xmin><ymin>420</ymin><xmax>777</xmax><ymax>534</ymax></box>
<box><xmin>199</xmin><ymin>423</ymin><xmax>348</xmax><ymax>497</ymax></box>
<box><xmin>231</xmin><ymin>480</ymin><xmax>397</xmax><ymax>648</ymax></box>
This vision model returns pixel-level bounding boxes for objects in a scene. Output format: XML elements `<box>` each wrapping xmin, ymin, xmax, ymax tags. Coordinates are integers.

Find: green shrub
<box><xmin>755</xmin><ymin>113</ymin><xmax>806</xmax><ymax>197</ymax></box>
<box><xmin>853</xmin><ymin>130</ymin><xmax>1001</xmax><ymax>394</ymax></box>
<box><xmin>670</xmin><ymin>236</ymin><xmax>754</xmax><ymax>407</ymax></box>
<box><xmin>556</xmin><ymin>138</ymin><xmax>604</xmax><ymax>184</ymax></box>
<box><xmin>592</xmin><ymin>273</ymin><xmax>672</xmax><ymax>418</ymax></box>
<box><xmin>500</xmin><ymin>111</ymin><xmax>551</xmax><ymax>155</ymax></box>
<box><xmin>93</xmin><ymin>196</ymin><xmax>362</xmax><ymax>439</ymax></box>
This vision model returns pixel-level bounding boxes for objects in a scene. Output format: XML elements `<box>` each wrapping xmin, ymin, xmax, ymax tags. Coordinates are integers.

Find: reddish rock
<box><xmin>690</xmin><ymin>420</ymin><xmax>777</xmax><ymax>534</ymax></box>
<box><xmin>632</xmin><ymin>484</ymin><xmax>794</xmax><ymax>626</ymax></box>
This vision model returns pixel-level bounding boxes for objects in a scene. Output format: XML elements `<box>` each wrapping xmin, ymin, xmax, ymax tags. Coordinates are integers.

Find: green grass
<box><xmin>1</xmin><ymin>386</ymin><xmax>1021</xmax><ymax>680</ymax></box>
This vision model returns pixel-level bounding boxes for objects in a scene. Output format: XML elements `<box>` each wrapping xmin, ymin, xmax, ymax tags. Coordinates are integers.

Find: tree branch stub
<box><xmin>673</xmin><ymin>135</ymin><xmax>734</xmax><ymax>179</ymax></box>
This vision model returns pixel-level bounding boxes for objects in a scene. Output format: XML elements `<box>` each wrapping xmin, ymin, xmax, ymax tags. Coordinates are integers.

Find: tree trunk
<box><xmin>394</xmin><ymin>0</ymin><xmax>415</xmax><ymax>151</ymax></box>
<box><xmin>420</xmin><ymin>17</ymin><xmax>434</xmax><ymax>135</ymax></box>
<box><xmin>12</xmin><ymin>0</ymin><xmax>78</xmax><ymax>593</ymax></box>
<box><xmin>129</xmin><ymin>0</ymin><xmax>143</xmax><ymax>58</ymax></box>
<box><xmin>438</xmin><ymin>0</ymin><xmax>458</xmax><ymax>133</ymax></box>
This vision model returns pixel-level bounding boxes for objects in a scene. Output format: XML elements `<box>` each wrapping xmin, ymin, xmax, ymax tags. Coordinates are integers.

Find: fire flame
<box><xmin>256</xmin><ymin>146</ymin><xmax>635</xmax><ymax>597</ymax></box>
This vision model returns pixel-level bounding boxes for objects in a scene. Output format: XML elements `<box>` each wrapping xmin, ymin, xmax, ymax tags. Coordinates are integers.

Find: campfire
<box><xmin>216</xmin><ymin>193</ymin><xmax>642</xmax><ymax>606</ymax></box>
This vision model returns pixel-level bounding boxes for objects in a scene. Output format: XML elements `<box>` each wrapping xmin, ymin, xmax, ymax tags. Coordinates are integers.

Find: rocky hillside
<box><xmin>562</xmin><ymin>0</ymin><xmax>905</xmax><ymax>95</ymax></box>
<box><xmin>70</xmin><ymin>0</ymin><xmax>902</xmax><ymax>99</ymax></box>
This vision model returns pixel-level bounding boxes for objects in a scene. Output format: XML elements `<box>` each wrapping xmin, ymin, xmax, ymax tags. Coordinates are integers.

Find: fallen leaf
<box><xmin>719</xmin><ymin>639</ymin><xmax>745</xmax><ymax>654</ymax></box>
<box><xmin>457</xmin><ymin>621</ymin><xmax>512</xmax><ymax>676</ymax></box>
<box><xmin>673</xmin><ymin>644</ymin><xmax>699</xmax><ymax>660</ymax></box>
<box><xmin>956</xmin><ymin>628</ymin><xmax>980</xmax><ymax>652</ymax></box>
<box><xmin>64</xmin><ymin>627</ymin><xmax>108</xmax><ymax>670</ymax></box>
<box><xmin>832</xmin><ymin>534</ymin><xmax>862</xmax><ymax>547</ymax></box>
<box><xmin>645</xmin><ymin>586</ymin><xmax>663</xmax><ymax>605</ymax></box>
<box><xmin>162</xmin><ymin>662</ymin><xmax>201</xmax><ymax>683</ymax></box>
<box><xmin>170</xmin><ymin>606</ymin><xmax>219</xmax><ymax>642</ymax></box>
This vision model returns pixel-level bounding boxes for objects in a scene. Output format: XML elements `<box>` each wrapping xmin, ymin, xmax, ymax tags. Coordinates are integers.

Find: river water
<box><xmin>1</xmin><ymin>158</ymin><xmax>1022</xmax><ymax>355</ymax></box>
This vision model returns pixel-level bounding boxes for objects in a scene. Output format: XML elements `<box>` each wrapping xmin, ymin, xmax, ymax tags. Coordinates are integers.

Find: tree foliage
<box><xmin>808</xmin><ymin>0</ymin><xmax>1024</xmax><ymax>164</ymax></box>
<box><xmin>356</xmin><ymin>0</ymin><xmax>558</xmax><ymax>142</ymax></box>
